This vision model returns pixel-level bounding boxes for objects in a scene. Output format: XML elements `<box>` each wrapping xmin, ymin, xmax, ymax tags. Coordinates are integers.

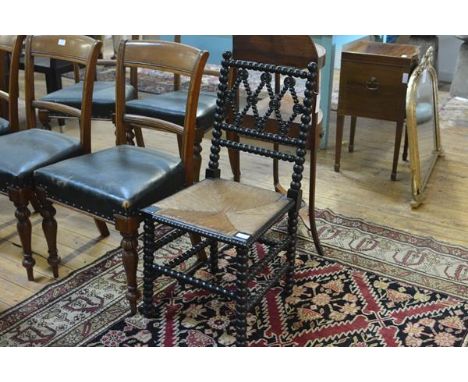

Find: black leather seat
<box><xmin>0</xmin><ymin>129</ymin><xmax>81</xmax><ymax>191</ymax></box>
<box><xmin>0</xmin><ymin>117</ymin><xmax>9</xmax><ymax>135</ymax></box>
<box><xmin>126</xmin><ymin>90</ymin><xmax>216</xmax><ymax>130</ymax></box>
<box><xmin>34</xmin><ymin>145</ymin><xmax>185</xmax><ymax>220</ymax></box>
<box><xmin>41</xmin><ymin>81</ymin><xmax>136</xmax><ymax>119</ymax></box>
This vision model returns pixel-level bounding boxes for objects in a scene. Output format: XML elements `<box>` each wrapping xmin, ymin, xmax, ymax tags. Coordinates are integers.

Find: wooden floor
<box><xmin>1</xmin><ymin>76</ymin><xmax>467</xmax><ymax>312</ymax></box>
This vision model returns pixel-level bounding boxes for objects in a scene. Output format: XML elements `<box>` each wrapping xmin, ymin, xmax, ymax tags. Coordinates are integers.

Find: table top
<box><xmin>344</xmin><ymin>40</ymin><xmax>419</xmax><ymax>60</ymax></box>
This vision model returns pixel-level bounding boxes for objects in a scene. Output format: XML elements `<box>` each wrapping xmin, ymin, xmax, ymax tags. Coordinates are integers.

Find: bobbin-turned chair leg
<box><xmin>234</xmin><ymin>246</ymin><xmax>249</xmax><ymax>347</ymax></box>
<box><xmin>142</xmin><ymin>219</ymin><xmax>156</xmax><ymax>317</ymax></box>
<box><xmin>193</xmin><ymin>129</ymin><xmax>204</xmax><ymax>182</ymax></box>
<box><xmin>209</xmin><ymin>240</ymin><xmax>219</xmax><ymax>274</ymax></box>
<box><xmin>285</xmin><ymin>207</ymin><xmax>299</xmax><ymax>296</ymax></box>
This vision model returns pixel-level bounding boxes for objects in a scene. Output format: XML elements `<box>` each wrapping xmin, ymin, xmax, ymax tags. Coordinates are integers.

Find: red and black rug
<box><xmin>1</xmin><ymin>209</ymin><xmax>467</xmax><ymax>346</ymax></box>
<box><xmin>86</xmin><ymin>244</ymin><xmax>468</xmax><ymax>347</ymax></box>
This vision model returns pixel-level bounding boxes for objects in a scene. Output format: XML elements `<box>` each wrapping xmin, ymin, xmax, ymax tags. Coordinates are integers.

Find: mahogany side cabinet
<box><xmin>335</xmin><ymin>40</ymin><xmax>419</xmax><ymax>180</ymax></box>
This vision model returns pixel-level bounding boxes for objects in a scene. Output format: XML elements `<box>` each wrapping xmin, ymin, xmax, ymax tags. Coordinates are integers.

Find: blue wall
<box><xmin>161</xmin><ymin>35</ymin><xmax>366</xmax><ymax>148</ymax></box>
<box><xmin>161</xmin><ymin>35</ymin><xmax>366</xmax><ymax>68</ymax></box>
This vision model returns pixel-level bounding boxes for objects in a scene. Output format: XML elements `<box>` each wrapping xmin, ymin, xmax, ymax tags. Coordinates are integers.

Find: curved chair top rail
<box><xmin>120</xmin><ymin>40</ymin><xmax>208</xmax><ymax>76</ymax></box>
<box><xmin>26</xmin><ymin>35</ymin><xmax>100</xmax><ymax>65</ymax></box>
<box><xmin>0</xmin><ymin>35</ymin><xmax>25</xmax><ymax>54</ymax></box>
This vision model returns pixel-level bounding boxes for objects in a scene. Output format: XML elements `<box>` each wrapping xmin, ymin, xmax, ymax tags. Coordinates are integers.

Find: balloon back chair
<box><xmin>33</xmin><ymin>40</ymin><xmax>209</xmax><ymax>314</ymax></box>
<box><xmin>0</xmin><ymin>35</ymin><xmax>103</xmax><ymax>281</ymax></box>
<box><xmin>141</xmin><ymin>51</ymin><xmax>319</xmax><ymax>346</ymax></box>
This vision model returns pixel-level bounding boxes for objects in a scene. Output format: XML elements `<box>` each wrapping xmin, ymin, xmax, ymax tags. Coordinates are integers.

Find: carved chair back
<box><xmin>115</xmin><ymin>39</ymin><xmax>209</xmax><ymax>186</ymax></box>
<box><xmin>0</xmin><ymin>35</ymin><xmax>26</xmax><ymax>132</ymax></box>
<box><xmin>24</xmin><ymin>35</ymin><xmax>102</xmax><ymax>153</ymax></box>
<box><xmin>207</xmin><ymin>51</ymin><xmax>319</xmax><ymax>203</ymax></box>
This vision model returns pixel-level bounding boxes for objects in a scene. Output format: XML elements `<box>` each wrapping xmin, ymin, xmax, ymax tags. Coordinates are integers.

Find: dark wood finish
<box><xmin>209</xmin><ymin>240</ymin><xmax>218</xmax><ymax>274</ymax></box>
<box><xmin>233</xmin><ymin>35</ymin><xmax>326</xmax><ymax>69</ymax></box>
<box><xmin>0</xmin><ymin>35</ymin><xmax>25</xmax><ymax>132</ymax></box>
<box><xmin>127</xmin><ymin>36</ymin><xmax>212</xmax><ymax>183</ymax></box>
<box><xmin>115</xmin><ymin>215</ymin><xmax>140</xmax><ymax>315</ymax></box>
<box><xmin>335</xmin><ymin>40</ymin><xmax>419</xmax><ymax>179</ymax></box>
<box><xmin>349</xmin><ymin>116</ymin><xmax>357</xmax><ymax>152</ymax></box>
<box><xmin>142</xmin><ymin>53</ymin><xmax>319</xmax><ymax>346</ymax></box>
<box><xmin>25</xmin><ymin>35</ymin><xmax>102</xmax><ymax>152</ymax></box>
<box><xmin>142</xmin><ymin>218</ymin><xmax>156</xmax><ymax>317</ymax></box>
<box><xmin>38</xmin><ymin>40</ymin><xmax>209</xmax><ymax>314</ymax></box>
<box><xmin>34</xmin><ymin>36</ymin><xmax>139</xmax><ymax>130</ymax></box>
<box><xmin>36</xmin><ymin>187</ymin><xmax>60</xmax><ymax>278</ymax></box>
<box><xmin>230</xmin><ymin>35</ymin><xmax>324</xmax><ymax>256</ymax></box>
<box><xmin>392</xmin><ymin>121</ymin><xmax>404</xmax><ymax>181</ymax></box>
<box><xmin>335</xmin><ymin>114</ymin><xmax>345</xmax><ymax>172</ymax></box>
<box><xmin>403</xmin><ymin>128</ymin><xmax>409</xmax><ymax>161</ymax></box>
<box><xmin>0</xmin><ymin>50</ymin><xmax>7</xmax><ymax>118</ymax></box>
<box><xmin>94</xmin><ymin>218</ymin><xmax>110</xmax><ymax>237</ymax></box>
<box><xmin>8</xmin><ymin>187</ymin><xmax>34</xmax><ymax>281</ymax></box>
<box><xmin>20</xmin><ymin>35</ymin><xmax>104</xmax><ymax>280</ymax></box>
<box><xmin>0</xmin><ymin>36</ymin><xmax>33</xmax><ymax>280</ymax></box>
<box><xmin>115</xmin><ymin>39</ymin><xmax>209</xmax><ymax>186</ymax></box>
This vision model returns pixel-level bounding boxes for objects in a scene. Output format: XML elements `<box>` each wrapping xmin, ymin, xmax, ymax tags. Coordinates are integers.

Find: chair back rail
<box><xmin>24</xmin><ymin>35</ymin><xmax>101</xmax><ymax>153</ymax></box>
<box><xmin>115</xmin><ymin>39</ymin><xmax>209</xmax><ymax>186</ymax></box>
<box><xmin>27</xmin><ymin>35</ymin><xmax>99</xmax><ymax>65</ymax></box>
<box><xmin>122</xmin><ymin>40</ymin><xmax>204</xmax><ymax>76</ymax></box>
<box><xmin>208</xmin><ymin>51</ymin><xmax>319</xmax><ymax>201</ymax></box>
<box><xmin>0</xmin><ymin>35</ymin><xmax>26</xmax><ymax>131</ymax></box>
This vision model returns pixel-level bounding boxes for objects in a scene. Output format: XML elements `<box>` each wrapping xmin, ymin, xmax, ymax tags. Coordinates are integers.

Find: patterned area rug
<box><xmin>67</xmin><ymin>64</ymin><xmax>308</xmax><ymax>97</ymax></box>
<box><xmin>0</xmin><ymin>209</ymin><xmax>466</xmax><ymax>346</ymax></box>
<box><xmin>67</xmin><ymin>64</ymin><xmax>219</xmax><ymax>94</ymax></box>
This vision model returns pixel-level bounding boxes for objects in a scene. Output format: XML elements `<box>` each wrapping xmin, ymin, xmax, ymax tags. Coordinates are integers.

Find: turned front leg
<box><xmin>115</xmin><ymin>215</ymin><xmax>141</xmax><ymax>315</ymax></box>
<box><xmin>8</xmin><ymin>188</ymin><xmax>34</xmax><ymax>281</ymax></box>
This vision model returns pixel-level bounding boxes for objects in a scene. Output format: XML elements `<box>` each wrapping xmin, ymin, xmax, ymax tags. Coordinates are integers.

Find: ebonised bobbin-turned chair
<box><xmin>33</xmin><ymin>40</ymin><xmax>209</xmax><ymax>314</ymax></box>
<box><xmin>228</xmin><ymin>35</ymin><xmax>324</xmax><ymax>256</ymax></box>
<box><xmin>0</xmin><ymin>35</ymin><xmax>24</xmax><ymax>135</ymax></box>
<box><xmin>141</xmin><ymin>51</ymin><xmax>319</xmax><ymax>346</ymax></box>
<box><xmin>0</xmin><ymin>35</ymin><xmax>106</xmax><ymax>281</ymax></box>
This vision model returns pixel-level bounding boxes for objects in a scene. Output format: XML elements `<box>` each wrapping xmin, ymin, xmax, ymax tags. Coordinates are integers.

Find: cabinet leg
<box><xmin>391</xmin><ymin>121</ymin><xmax>404</xmax><ymax>181</ymax></box>
<box><xmin>349</xmin><ymin>116</ymin><xmax>357</xmax><ymax>152</ymax></box>
<box><xmin>334</xmin><ymin>114</ymin><xmax>345</xmax><ymax>172</ymax></box>
<box><xmin>402</xmin><ymin>126</ymin><xmax>409</xmax><ymax>161</ymax></box>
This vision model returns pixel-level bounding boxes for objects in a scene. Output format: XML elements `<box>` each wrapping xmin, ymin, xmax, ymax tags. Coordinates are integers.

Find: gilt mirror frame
<box><xmin>406</xmin><ymin>46</ymin><xmax>443</xmax><ymax>208</ymax></box>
